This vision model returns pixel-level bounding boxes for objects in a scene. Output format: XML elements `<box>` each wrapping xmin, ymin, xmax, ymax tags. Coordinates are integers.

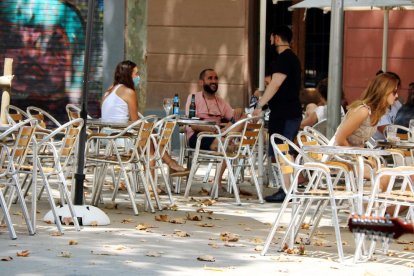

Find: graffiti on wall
<box><xmin>0</xmin><ymin>0</ymin><xmax>103</xmax><ymax>122</ymax></box>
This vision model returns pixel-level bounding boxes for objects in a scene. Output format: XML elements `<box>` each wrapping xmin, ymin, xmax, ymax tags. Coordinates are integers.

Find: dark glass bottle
<box><xmin>189</xmin><ymin>94</ymin><xmax>196</xmax><ymax>118</ymax></box>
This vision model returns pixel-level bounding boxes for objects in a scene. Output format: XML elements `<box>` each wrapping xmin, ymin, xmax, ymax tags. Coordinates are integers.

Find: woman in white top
<box><xmin>102</xmin><ymin>60</ymin><xmax>186</xmax><ymax>173</ymax></box>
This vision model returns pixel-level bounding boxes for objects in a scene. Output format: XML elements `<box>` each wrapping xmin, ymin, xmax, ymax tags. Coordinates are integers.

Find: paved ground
<box><xmin>1</xmin><ymin>173</ymin><xmax>414</xmax><ymax>275</ymax></box>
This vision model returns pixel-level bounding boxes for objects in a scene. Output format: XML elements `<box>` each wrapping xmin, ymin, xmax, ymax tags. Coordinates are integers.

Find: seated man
<box><xmin>184</xmin><ymin>68</ymin><xmax>243</xmax><ymax>188</ymax></box>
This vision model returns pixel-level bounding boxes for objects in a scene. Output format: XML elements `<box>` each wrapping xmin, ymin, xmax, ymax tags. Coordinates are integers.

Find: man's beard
<box><xmin>203</xmin><ymin>84</ymin><xmax>218</xmax><ymax>94</ymax></box>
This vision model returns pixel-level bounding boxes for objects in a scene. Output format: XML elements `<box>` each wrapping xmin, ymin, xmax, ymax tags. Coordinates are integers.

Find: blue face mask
<box><xmin>133</xmin><ymin>76</ymin><xmax>141</xmax><ymax>87</ymax></box>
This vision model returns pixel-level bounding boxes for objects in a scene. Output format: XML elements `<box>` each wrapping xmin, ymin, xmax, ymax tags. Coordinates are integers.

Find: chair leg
<box><xmin>0</xmin><ymin>190</ymin><xmax>17</xmax><ymax>239</ymax></box>
<box><xmin>57</xmin><ymin>171</ymin><xmax>80</xmax><ymax>231</ymax></box>
<box><xmin>11</xmin><ymin>174</ymin><xmax>35</xmax><ymax>235</ymax></box>
<box><xmin>40</xmin><ymin>170</ymin><xmax>63</xmax><ymax>233</ymax></box>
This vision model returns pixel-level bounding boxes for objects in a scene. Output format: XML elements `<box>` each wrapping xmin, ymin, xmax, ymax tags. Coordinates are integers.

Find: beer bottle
<box><xmin>189</xmin><ymin>94</ymin><xmax>196</xmax><ymax>118</ymax></box>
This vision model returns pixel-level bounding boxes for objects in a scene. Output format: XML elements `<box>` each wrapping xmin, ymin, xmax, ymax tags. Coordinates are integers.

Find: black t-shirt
<box><xmin>268</xmin><ymin>49</ymin><xmax>302</xmax><ymax>119</ymax></box>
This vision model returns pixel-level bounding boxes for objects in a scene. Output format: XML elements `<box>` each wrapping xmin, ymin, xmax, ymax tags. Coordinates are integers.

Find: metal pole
<box><xmin>259</xmin><ymin>0</ymin><xmax>267</xmax><ymax>92</ymax></box>
<box><xmin>381</xmin><ymin>9</ymin><xmax>389</xmax><ymax>72</ymax></box>
<box><xmin>74</xmin><ymin>0</ymin><xmax>96</xmax><ymax>205</ymax></box>
<box><xmin>258</xmin><ymin>0</ymin><xmax>267</xmax><ymax>189</ymax></box>
<box><xmin>326</xmin><ymin>0</ymin><xmax>344</xmax><ymax>139</ymax></box>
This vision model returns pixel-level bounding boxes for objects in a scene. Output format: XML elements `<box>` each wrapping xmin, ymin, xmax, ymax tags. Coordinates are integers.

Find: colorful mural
<box><xmin>0</xmin><ymin>0</ymin><xmax>103</xmax><ymax>122</ymax></box>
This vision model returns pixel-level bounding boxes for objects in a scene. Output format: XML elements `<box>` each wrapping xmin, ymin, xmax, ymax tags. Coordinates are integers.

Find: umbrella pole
<box><xmin>382</xmin><ymin>9</ymin><xmax>389</xmax><ymax>72</ymax></box>
<box><xmin>46</xmin><ymin>0</ymin><xmax>110</xmax><ymax>226</ymax></box>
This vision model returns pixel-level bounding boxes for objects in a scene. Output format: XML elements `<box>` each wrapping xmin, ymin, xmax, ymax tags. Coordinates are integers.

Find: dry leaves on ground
<box><xmin>16</xmin><ymin>250</ymin><xmax>30</xmax><ymax>257</ymax></box>
<box><xmin>254</xmin><ymin>245</ymin><xmax>264</xmax><ymax>251</ymax></box>
<box><xmin>208</xmin><ymin>243</ymin><xmax>219</xmax><ymax>248</ymax></box>
<box><xmin>146</xmin><ymin>251</ymin><xmax>161</xmax><ymax>257</ymax></box>
<box><xmin>121</xmin><ymin>218</ymin><xmax>133</xmax><ymax>224</ymax></box>
<box><xmin>155</xmin><ymin>214</ymin><xmax>169</xmax><ymax>222</ymax></box>
<box><xmin>198</xmin><ymin>188</ymin><xmax>210</xmax><ymax>196</ymax></box>
<box><xmin>163</xmin><ymin>204</ymin><xmax>179</xmax><ymax>211</ymax></box>
<box><xmin>136</xmin><ymin>223</ymin><xmax>156</xmax><ymax>231</ymax></box>
<box><xmin>58</xmin><ymin>251</ymin><xmax>72</xmax><ymax>258</ymax></box>
<box><xmin>1</xmin><ymin>256</ymin><xmax>13</xmax><ymax>261</ymax></box>
<box><xmin>301</xmin><ymin>223</ymin><xmax>310</xmax><ymax>230</ymax></box>
<box><xmin>68</xmin><ymin>240</ymin><xmax>78</xmax><ymax>245</ymax></box>
<box><xmin>186</xmin><ymin>213</ymin><xmax>202</xmax><ymax>221</ymax></box>
<box><xmin>174</xmin><ymin>230</ymin><xmax>190</xmax><ymax>237</ymax></box>
<box><xmin>50</xmin><ymin>231</ymin><xmax>62</xmax><ymax>236</ymax></box>
<box><xmin>196</xmin><ymin>208</ymin><xmax>213</xmax><ymax>215</ymax></box>
<box><xmin>220</xmin><ymin>232</ymin><xmax>239</xmax><ymax>242</ymax></box>
<box><xmin>118</xmin><ymin>182</ymin><xmax>127</xmax><ymax>191</ymax></box>
<box><xmin>197</xmin><ymin>255</ymin><xmax>215</xmax><ymax>262</ymax></box>
<box><xmin>282</xmin><ymin>244</ymin><xmax>306</xmax><ymax>255</ymax></box>
<box><xmin>197</xmin><ymin>223</ymin><xmax>215</xmax><ymax>228</ymax></box>
<box><xmin>169</xmin><ymin>217</ymin><xmax>186</xmax><ymax>224</ymax></box>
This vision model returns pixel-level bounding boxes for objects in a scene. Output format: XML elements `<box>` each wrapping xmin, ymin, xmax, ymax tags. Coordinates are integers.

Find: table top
<box><xmin>376</xmin><ymin>140</ymin><xmax>414</xmax><ymax>149</ymax></box>
<box><xmin>86</xmin><ymin>119</ymin><xmax>132</xmax><ymax>129</ymax></box>
<box><xmin>176</xmin><ymin>117</ymin><xmax>215</xmax><ymax>125</ymax></box>
<box><xmin>303</xmin><ymin>145</ymin><xmax>390</xmax><ymax>156</ymax></box>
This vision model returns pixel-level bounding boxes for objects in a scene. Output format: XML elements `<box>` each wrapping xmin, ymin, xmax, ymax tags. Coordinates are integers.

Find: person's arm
<box><xmin>252</xmin><ymin>72</ymin><xmax>286</xmax><ymax>116</ymax></box>
<box><xmin>123</xmin><ymin>88</ymin><xmax>139</xmax><ymax>121</ymax></box>
<box><xmin>335</xmin><ymin>107</ymin><xmax>370</xmax><ymax>146</ymax></box>
<box><xmin>300</xmin><ymin>112</ymin><xmax>318</xmax><ymax>129</ymax></box>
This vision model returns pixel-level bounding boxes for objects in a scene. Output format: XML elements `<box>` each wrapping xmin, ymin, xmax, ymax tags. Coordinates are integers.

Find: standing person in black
<box><xmin>253</xmin><ymin>25</ymin><xmax>302</xmax><ymax>203</ymax></box>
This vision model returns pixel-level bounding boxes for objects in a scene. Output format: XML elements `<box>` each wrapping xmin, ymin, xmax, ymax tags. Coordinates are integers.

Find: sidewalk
<box><xmin>1</xmin><ymin>177</ymin><xmax>414</xmax><ymax>275</ymax></box>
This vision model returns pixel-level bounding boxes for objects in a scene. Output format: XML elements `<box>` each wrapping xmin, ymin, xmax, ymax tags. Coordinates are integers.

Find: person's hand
<box><xmin>233</xmin><ymin>108</ymin><xmax>244</xmax><ymax>121</ymax></box>
<box><xmin>252</xmin><ymin>108</ymin><xmax>262</xmax><ymax>117</ymax></box>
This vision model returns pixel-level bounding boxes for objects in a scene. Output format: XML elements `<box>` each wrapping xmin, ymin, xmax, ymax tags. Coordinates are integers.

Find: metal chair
<box><xmin>184</xmin><ymin>116</ymin><xmax>264</xmax><ymax>205</ymax></box>
<box><xmin>34</xmin><ymin>118</ymin><xmax>84</xmax><ymax>233</ymax></box>
<box><xmin>261</xmin><ymin>133</ymin><xmax>359</xmax><ymax>262</ymax></box>
<box><xmin>27</xmin><ymin>106</ymin><xmax>62</xmax><ymax>134</ymax></box>
<box><xmin>86</xmin><ymin>116</ymin><xmax>158</xmax><ymax>215</ymax></box>
<box><xmin>0</xmin><ymin>118</ymin><xmax>37</xmax><ymax>239</ymax></box>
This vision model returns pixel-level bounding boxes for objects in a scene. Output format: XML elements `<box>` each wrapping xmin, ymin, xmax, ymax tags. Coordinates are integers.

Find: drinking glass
<box><xmin>409</xmin><ymin>119</ymin><xmax>414</xmax><ymax>142</ymax></box>
<box><xmin>386</xmin><ymin>125</ymin><xmax>399</xmax><ymax>142</ymax></box>
<box><xmin>163</xmin><ymin>98</ymin><xmax>173</xmax><ymax>117</ymax></box>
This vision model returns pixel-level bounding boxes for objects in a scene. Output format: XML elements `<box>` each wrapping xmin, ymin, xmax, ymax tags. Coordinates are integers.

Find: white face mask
<box><xmin>133</xmin><ymin>76</ymin><xmax>141</xmax><ymax>87</ymax></box>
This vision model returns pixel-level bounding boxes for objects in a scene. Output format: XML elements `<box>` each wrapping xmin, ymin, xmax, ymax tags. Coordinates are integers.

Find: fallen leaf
<box><xmin>1</xmin><ymin>256</ymin><xmax>13</xmax><ymax>261</ymax></box>
<box><xmin>196</xmin><ymin>208</ymin><xmax>213</xmax><ymax>215</ymax></box>
<box><xmin>50</xmin><ymin>231</ymin><xmax>62</xmax><ymax>236</ymax></box>
<box><xmin>301</xmin><ymin>223</ymin><xmax>310</xmax><ymax>230</ymax></box>
<box><xmin>396</xmin><ymin>240</ymin><xmax>411</xmax><ymax>244</ymax></box>
<box><xmin>118</xmin><ymin>182</ymin><xmax>127</xmax><ymax>191</ymax></box>
<box><xmin>121</xmin><ymin>218</ymin><xmax>133</xmax><ymax>224</ymax></box>
<box><xmin>197</xmin><ymin>223</ymin><xmax>215</xmax><ymax>228</ymax></box>
<box><xmin>68</xmin><ymin>240</ymin><xmax>78</xmax><ymax>245</ymax></box>
<box><xmin>115</xmin><ymin>245</ymin><xmax>127</xmax><ymax>250</ymax></box>
<box><xmin>13</xmin><ymin>211</ymin><xmax>23</xmax><ymax>216</ymax></box>
<box><xmin>58</xmin><ymin>251</ymin><xmax>72</xmax><ymax>258</ymax></box>
<box><xmin>208</xmin><ymin>243</ymin><xmax>219</xmax><ymax>248</ymax></box>
<box><xmin>404</xmin><ymin>245</ymin><xmax>413</xmax><ymax>251</ymax></box>
<box><xmin>136</xmin><ymin>223</ymin><xmax>155</xmax><ymax>231</ymax></box>
<box><xmin>90</xmin><ymin>221</ymin><xmax>98</xmax><ymax>227</ymax></box>
<box><xmin>44</xmin><ymin>220</ymin><xmax>53</xmax><ymax>225</ymax></box>
<box><xmin>202</xmin><ymin>199</ymin><xmax>216</xmax><ymax>206</ymax></box>
<box><xmin>198</xmin><ymin>188</ymin><xmax>210</xmax><ymax>196</ymax></box>
<box><xmin>16</xmin><ymin>250</ymin><xmax>30</xmax><ymax>257</ymax></box>
<box><xmin>163</xmin><ymin>204</ymin><xmax>179</xmax><ymax>211</ymax></box>
<box><xmin>220</xmin><ymin>232</ymin><xmax>239</xmax><ymax>242</ymax></box>
<box><xmin>154</xmin><ymin>214</ymin><xmax>169</xmax><ymax>222</ymax></box>
<box><xmin>169</xmin><ymin>217</ymin><xmax>186</xmax><ymax>224</ymax></box>
<box><xmin>387</xmin><ymin>251</ymin><xmax>398</xmax><ymax>257</ymax></box>
<box><xmin>254</xmin><ymin>245</ymin><xmax>264</xmax><ymax>251</ymax></box>
<box><xmin>251</xmin><ymin>238</ymin><xmax>264</xmax><ymax>244</ymax></box>
<box><xmin>197</xmin><ymin>255</ymin><xmax>215</xmax><ymax>262</ymax></box>
<box><xmin>244</xmin><ymin>228</ymin><xmax>252</xmax><ymax>231</ymax></box>
<box><xmin>174</xmin><ymin>230</ymin><xmax>190</xmax><ymax>237</ymax></box>
<box><xmin>186</xmin><ymin>213</ymin><xmax>202</xmax><ymax>221</ymax></box>
<box><xmin>146</xmin><ymin>251</ymin><xmax>161</xmax><ymax>257</ymax></box>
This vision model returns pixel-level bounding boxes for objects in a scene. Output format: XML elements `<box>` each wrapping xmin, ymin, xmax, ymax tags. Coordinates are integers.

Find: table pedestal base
<box><xmin>43</xmin><ymin>205</ymin><xmax>110</xmax><ymax>226</ymax></box>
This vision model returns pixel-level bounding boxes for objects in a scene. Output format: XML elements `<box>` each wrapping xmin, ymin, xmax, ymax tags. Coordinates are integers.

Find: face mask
<box><xmin>133</xmin><ymin>76</ymin><xmax>141</xmax><ymax>87</ymax></box>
